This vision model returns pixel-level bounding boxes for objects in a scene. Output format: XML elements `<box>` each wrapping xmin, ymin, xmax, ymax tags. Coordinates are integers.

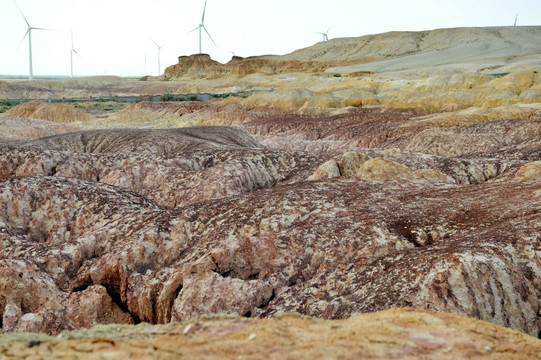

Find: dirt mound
<box><xmin>0</xmin><ymin>117</ymin><xmax>82</xmax><ymax>143</ymax></box>
<box><xmin>22</xmin><ymin>127</ymin><xmax>263</xmax><ymax>154</ymax></box>
<box><xmin>4</xmin><ymin>100</ymin><xmax>91</xmax><ymax>123</ymax></box>
<box><xmin>2</xmin><ymin>309</ymin><xmax>541</xmax><ymax>359</ymax></box>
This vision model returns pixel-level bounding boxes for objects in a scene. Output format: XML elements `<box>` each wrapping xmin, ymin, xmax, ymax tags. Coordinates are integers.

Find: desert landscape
<box><xmin>1</xmin><ymin>26</ymin><xmax>541</xmax><ymax>359</ymax></box>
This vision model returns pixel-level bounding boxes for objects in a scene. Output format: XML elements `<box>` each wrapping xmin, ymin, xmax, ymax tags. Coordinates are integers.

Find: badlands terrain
<box><xmin>1</xmin><ymin>26</ymin><xmax>541</xmax><ymax>358</ymax></box>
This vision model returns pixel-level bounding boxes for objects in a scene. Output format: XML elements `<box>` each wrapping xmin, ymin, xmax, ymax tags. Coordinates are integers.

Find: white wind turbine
<box><xmin>152</xmin><ymin>40</ymin><xmax>165</xmax><ymax>75</ymax></box>
<box><xmin>190</xmin><ymin>0</ymin><xmax>216</xmax><ymax>54</ymax></box>
<box><xmin>514</xmin><ymin>14</ymin><xmax>518</xmax><ymax>26</ymax></box>
<box><xmin>14</xmin><ymin>0</ymin><xmax>50</xmax><ymax>81</ymax></box>
<box><xmin>317</xmin><ymin>26</ymin><xmax>331</xmax><ymax>42</ymax></box>
<box><xmin>70</xmin><ymin>31</ymin><xmax>80</xmax><ymax>78</ymax></box>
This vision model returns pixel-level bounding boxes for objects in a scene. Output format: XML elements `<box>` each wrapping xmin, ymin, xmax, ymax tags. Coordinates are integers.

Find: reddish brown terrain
<box><xmin>1</xmin><ymin>25</ymin><xmax>541</xmax><ymax>359</ymax></box>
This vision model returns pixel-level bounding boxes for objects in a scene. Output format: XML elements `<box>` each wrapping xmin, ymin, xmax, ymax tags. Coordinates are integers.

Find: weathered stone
<box><xmin>338</xmin><ymin>151</ymin><xmax>370</xmax><ymax>176</ymax></box>
<box><xmin>514</xmin><ymin>161</ymin><xmax>541</xmax><ymax>181</ymax></box>
<box><xmin>357</xmin><ymin>158</ymin><xmax>415</xmax><ymax>182</ymax></box>
<box><xmin>307</xmin><ymin>159</ymin><xmax>340</xmax><ymax>180</ymax></box>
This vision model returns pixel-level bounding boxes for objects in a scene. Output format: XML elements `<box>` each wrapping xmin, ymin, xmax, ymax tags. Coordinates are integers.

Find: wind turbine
<box><xmin>152</xmin><ymin>40</ymin><xmax>165</xmax><ymax>75</ymax></box>
<box><xmin>190</xmin><ymin>0</ymin><xmax>216</xmax><ymax>54</ymax></box>
<box><xmin>514</xmin><ymin>14</ymin><xmax>518</xmax><ymax>26</ymax></box>
<box><xmin>14</xmin><ymin>0</ymin><xmax>49</xmax><ymax>81</ymax></box>
<box><xmin>70</xmin><ymin>31</ymin><xmax>80</xmax><ymax>78</ymax></box>
<box><xmin>317</xmin><ymin>26</ymin><xmax>330</xmax><ymax>42</ymax></box>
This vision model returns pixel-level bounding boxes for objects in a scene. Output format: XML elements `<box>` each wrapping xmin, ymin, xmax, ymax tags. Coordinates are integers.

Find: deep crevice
<box><xmin>243</xmin><ymin>311</ymin><xmax>252</xmax><ymax>318</ymax></box>
<box><xmin>215</xmin><ymin>270</ymin><xmax>231</xmax><ymax>278</ymax></box>
<box><xmin>104</xmin><ymin>284</ymin><xmax>141</xmax><ymax>325</ymax></box>
<box><xmin>538</xmin><ymin>330</ymin><xmax>541</xmax><ymax>340</ymax></box>
<box><xmin>174</xmin><ymin>285</ymin><xmax>183</xmax><ymax>298</ymax></box>
<box><xmin>72</xmin><ymin>284</ymin><xmax>90</xmax><ymax>292</ymax></box>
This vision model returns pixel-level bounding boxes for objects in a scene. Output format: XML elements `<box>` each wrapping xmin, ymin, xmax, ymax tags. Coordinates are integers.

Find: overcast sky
<box><xmin>0</xmin><ymin>0</ymin><xmax>539</xmax><ymax>77</ymax></box>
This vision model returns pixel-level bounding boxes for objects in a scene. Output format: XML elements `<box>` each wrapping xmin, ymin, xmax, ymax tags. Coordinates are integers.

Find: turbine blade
<box><xmin>202</xmin><ymin>0</ymin><xmax>208</xmax><ymax>23</ymax></box>
<box><xmin>152</xmin><ymin>39</ymin><xmax>164</xmax><ymax>49</ymax></box>
<box><xmin>72</xmin><ymin>49</ymin><xmax>80</xmax><ymax>57</ymax></box>
<box><xmin>203</xmin><ymin>25</ymin><xmax>216</xmax><ymax>46</ymax></box>
<box><xmin>13</xmin><ymin>0</ymin><xmax>30</xmax><ymax>27</ymax></box>
<box><xmin>16</xmin><ymin>29</ymin><xmax>30</xmax><ymax>51</ymax></box>
<box><xmin>189</xmin><ymin>26</ymin><xmax>200</xmax><ymax>33</ymax></box>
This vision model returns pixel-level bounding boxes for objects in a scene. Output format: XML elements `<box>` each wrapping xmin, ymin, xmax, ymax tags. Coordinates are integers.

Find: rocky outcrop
<box><xmin>163</xmin><ymin>54</ymin><xmax>231</xmax><ymax>80</ymax></box>
<box><xmin>514</xmin><ymin>161</ymin><xmax>541</xmax><ymax>181</ymax></box>
<box><xmin>162</xmin><ymin>54</ymin><xmax>332</xmax><ymax>81</ymax></box>
<box><xmin>2</xmin><ymin>308</ymin><xmax>541</xmax><ymax>360</ymax></box>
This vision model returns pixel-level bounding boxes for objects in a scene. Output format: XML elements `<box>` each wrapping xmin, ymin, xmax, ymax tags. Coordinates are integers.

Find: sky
<box><xmin>0</xmin><ymin>0</ymin><xmax>539</xmax><ymax>77</ymax></box>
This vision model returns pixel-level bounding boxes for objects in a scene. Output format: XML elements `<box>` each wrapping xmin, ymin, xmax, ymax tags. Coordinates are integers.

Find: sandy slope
<box><xmin>281</xmin><ymin>26</ymin><xmax>541</xmax><ymax>72</ymax></box>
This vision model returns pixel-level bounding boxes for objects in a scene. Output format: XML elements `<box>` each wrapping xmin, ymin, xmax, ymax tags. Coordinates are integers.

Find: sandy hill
<box><xmin>278</xmin><ymin>26</ymin><xmax>541</xmax><ymax>72</ymax></box>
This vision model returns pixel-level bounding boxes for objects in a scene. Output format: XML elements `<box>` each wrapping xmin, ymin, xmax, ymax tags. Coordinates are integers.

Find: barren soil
<box><xmin>1</xmin><ymin>25</ymin><xmax>541</xmax><ymax>359</ymax></box>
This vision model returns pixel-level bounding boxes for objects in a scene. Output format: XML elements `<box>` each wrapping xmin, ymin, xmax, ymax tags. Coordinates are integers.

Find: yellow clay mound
<box><xmin>5</xmin><ymin>100</ymin><xmax>91</xmax><ymax>123</ymax></box>
<box><xmin>514</xmin><ymin>161</ymin><xmax>541</xmax><ymax>181</ymax></box>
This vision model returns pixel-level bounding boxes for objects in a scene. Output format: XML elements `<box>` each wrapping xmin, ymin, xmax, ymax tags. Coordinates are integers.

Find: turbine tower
<box><xmin>514</xmin><ymin>14</ymin><xmax>518</xmax><ymax>26</ymax></box>
<box><xmin>14</xmin><ymin>1</ymin><xmax>48</xmax><ymax>81</ymax></box>
<box><xmin>152</xmin><ymin>40</ymin><xmax>165</xmax><ymax>75</ymax></box>
<box><xmin>70</xmin><ymin>31</ymin><xmax>80</xmax><ymax>78</ymax></box>
<box><xmin>190</xmin><ymin>0</ymin><xmax>216</xmax><ymax>54</ymax></box>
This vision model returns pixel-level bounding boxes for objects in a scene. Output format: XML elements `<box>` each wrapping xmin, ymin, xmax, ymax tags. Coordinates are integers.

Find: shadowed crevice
<box><xmin>103</xmin><ymin>284</ymin><xmax>141</xmax><ymax>325</ymax></box>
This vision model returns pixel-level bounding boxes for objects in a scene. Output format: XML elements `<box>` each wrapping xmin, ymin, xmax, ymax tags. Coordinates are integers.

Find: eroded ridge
<box><xmin>1</xmin><ymin>170</ymin><xmax>540</xmax><ymax>336</ymax></box>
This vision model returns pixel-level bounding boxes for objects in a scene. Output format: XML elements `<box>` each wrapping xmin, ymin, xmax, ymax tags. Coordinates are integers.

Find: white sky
<box><xmin>0</xmin><ymin>0</ymin><xmax>539</xmax><ymax>77</ymax></box>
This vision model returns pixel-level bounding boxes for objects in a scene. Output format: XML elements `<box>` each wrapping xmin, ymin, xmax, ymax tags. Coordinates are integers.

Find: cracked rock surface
<box><xmin>0</xmin><ymin>118</ymin><xmax>540</xmax><ymax>341</ymax></box>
